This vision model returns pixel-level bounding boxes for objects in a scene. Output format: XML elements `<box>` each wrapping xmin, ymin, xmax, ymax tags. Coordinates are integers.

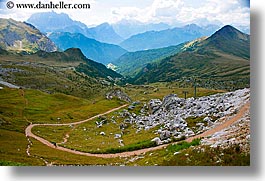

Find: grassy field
<box><xmin>32</xmin><ymin>106</ymin><xmax>160</xmax><ymax>153</ymax></box>
<box><xmin>0</xmin><ymin>128</ymin><xmax>125</xmax><ymax>166</ymax></box>
<box><xmin>125</xmin><ymin>140</ymin><xmax>249</xmax><ymax>166</ymax></box>
<box><xmin>31</xmin><ymin>84</ymin><xmax>225</xmax><ymax>153</ymax></box>
<box><xmin>29</xmin><ymin>139</ymin><xmax>124</xmax><ymax>166</ymax></box>
<box><xmin>0</xmin><ymin>83</ymin><xmax>227</xmax><ymax>165</ymax></box>
<box><xmin>122</xmin><ymin>82</ymin><xmax>225</xmax><ymax>102</ymax></box>
<box><xmin>0</xmin><ymin>88</ymin><xmax>125</xmax><ymax>165</ymax></box>
<box><xmin>0</xmin><ymin>129</ymin><xmax>43</xmax><ymax>166</ymax></box>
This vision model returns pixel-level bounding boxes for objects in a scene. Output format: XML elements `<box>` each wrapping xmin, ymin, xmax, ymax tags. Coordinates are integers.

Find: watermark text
<box><xmin>6</xmin><ymin>1</ymin><xmax>91</xmax><ymax>9</ymax></box>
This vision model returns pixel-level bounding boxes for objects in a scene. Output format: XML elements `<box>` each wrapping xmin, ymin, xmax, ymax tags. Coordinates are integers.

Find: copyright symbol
<box><xmin>6</xmin><ymin>1</ymin><xmax>15</xmax><ymax>9</ymax></box>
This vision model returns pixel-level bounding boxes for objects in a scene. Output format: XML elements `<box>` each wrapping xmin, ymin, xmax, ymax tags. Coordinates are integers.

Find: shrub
<box><xmin>90</xmin><ymin>140</ymin><xmax>157</xmax><ymax>154</ymax></box>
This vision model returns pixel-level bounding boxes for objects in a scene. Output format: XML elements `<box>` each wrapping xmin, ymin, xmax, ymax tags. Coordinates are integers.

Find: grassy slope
<box><xmin>1</xmin><ymin>85</ymin><xmax>246</xmax><ymax>165</ymax></box>
<box><xmin>132</xmin><ymin>51</ymin><xmax>249</xmax><ymax>91</ymax></box>
<box><xmin>0</xmin><ymin>88</ymin><xmax>125</xmax><ymax>165</ymax></box>
<box><xmin>123</xmin><ymin>82</ymin><xmax>225</xmax><ymax>101</ymax></box>
<box><xmin>113</xmin><ymin>43</ymin><xmax>185</xmax><ymax>77</ymax></box>
<box><xmin>0</xmin><ymin>52</ymin><xmax>118</xmax><ymax>99</ymax></box>
<box><xmin>126</xmin><ymin>141</ymin><xmax>249</xmax><ymax>166</ymax></box>
<box><xmin>132</xmin><ymin>26</ymin><xmax>250</xmax><ymax>91</ymax></box>
<box><xmin>30</xmin><ymin>84</ymin><xmax>224</xmax><ymax>153</ymax></box>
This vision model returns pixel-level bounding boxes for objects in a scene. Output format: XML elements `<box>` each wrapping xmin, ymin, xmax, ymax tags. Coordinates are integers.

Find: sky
<box><xmin>0</xmin><ymin>0</ymin><xmax>250</xmax><ymax>27</ymax></box>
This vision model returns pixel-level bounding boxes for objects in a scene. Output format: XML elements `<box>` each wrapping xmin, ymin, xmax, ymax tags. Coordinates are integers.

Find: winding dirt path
<box><xmin>25</xmin><ymin>102</ymin><xmax>250</xmax><ymax>158</ymax></box>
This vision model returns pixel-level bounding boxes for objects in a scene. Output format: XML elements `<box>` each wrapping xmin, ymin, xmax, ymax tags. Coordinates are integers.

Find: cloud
<box><xmin>151</xmin><ymin>0</ymin><xmax>183</xmax><ymax>17</ymax></box>
<box><xmin>0</xmin><ymin>0</ymin><xmax>249</xmax><ymax>27</ymax></box>
<box><xmin>109</xmin><ymin>0</ymin><xmax>249</xmax><ymax>27</ymax></box>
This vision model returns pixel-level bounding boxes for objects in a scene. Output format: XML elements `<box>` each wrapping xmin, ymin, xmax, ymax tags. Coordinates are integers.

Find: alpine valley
<box><xmin>0</xmin><ymin>11</ymin><xmax>250</xmax><ymax>166</ymax></box>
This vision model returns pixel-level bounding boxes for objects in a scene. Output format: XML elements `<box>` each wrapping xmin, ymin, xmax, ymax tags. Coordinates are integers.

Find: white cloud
<box><xmin>109</xmin><ymin>0</ymin><xmax>249</xmax><ymax>27</ymax></box>
<box><xmin>0</xmin><ymin>0</ymin><xmax>249</xmax><ymax>27</ymax></box>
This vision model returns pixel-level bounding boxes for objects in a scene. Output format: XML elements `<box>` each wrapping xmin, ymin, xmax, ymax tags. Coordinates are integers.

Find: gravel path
<box><xmin>25</xmin><ymin>102</ymin><xmax>250</xmax><ymax>158</ymax></box>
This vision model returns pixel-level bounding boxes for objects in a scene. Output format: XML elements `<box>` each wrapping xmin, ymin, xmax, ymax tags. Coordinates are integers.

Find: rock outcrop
<box><xmin>106</xmin><ymin>89</ymin><xmax>131</xmax><ymax>102</ymax></box>
<box><xmin>115</xmin><ymin>88</ymin><xmax>250</xmax><ymax>144</ymax></box>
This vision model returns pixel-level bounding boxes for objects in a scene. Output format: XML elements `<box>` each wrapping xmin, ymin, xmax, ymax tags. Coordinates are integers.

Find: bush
<box><xmin>90</xmin><ymin>140</ymin><xmax>157</xmax><ymax>154</ymax></box>
<box><xmin>167</xmin><ymin>139</ymin><xmax>201</xmax><ymax>153</ymax></box>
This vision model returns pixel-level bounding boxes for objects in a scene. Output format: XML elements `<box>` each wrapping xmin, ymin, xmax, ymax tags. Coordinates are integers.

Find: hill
<box><xmin>27</xmin><ymin>12</ymin><xmax>123</xmax><ymax>44</ymax></box>
<box><xmin>132</xmin><ymin>25</ymin><xmax>250</xmax><ymax>91</ymax></box>
<box><xmin>0</xmin><ymin>18</ymin><xmax>57</xmax><ymax>53</ymax></box>
<box><xmin>32</xmin><ymin>48</ymin><xmax>122</xmax><ymax>79</ymax></box>
<box><xmin>0</xmin><ymin>48</ymin><xmax>122</xmax><ymax>98</ymax></box>
<box><xmin>201</xmin><ymin>25</ymin><xmax>250</xmax><ymax>59</ymax></box>
<box><xmin>48</xmin><ymin>32</ymin><xmax>127</xmax><ymax>65</ymax></box>
<box><xmin>119</xmin><ymin>24</ymin><xmax>219</xmax><ymax>51</ymax></box>
<box><xmin>112</xmin><ymin>43</ymin><xmax>186</xmax><ymax>77</ymax></box>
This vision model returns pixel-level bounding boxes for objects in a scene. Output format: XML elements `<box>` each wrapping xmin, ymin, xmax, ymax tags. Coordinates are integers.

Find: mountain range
<box><xmin>0</xmin><ymin>17</ymin><xmax>122</xmax><ymax>93</ymax></box>
<box><xmin>119</xmin><ymin>24</ymin><xmax>220</xmax><ymax>51</ymax></box>
<box><xmin>131</xmin><ymin>25</ymin><xmax>250</xmax><ymax>90</ymax></box>
<box><xmin>27</xmin><ymin>12</ymin><xmax>124</xmax><ymax>44</ymax></box>
<box><xmin>112</xmin><ymin>19</ymin><xmax>171</xmax><ymax>39</ymax></box>
<box><xmin>48</xmin><ymin>32</ymin><xmax>127</xmax><ymax>65</ymax></box>
<box><xmin>0</xmin><ymin>18</ymin><xmax>57</xmax><ymax>53</ymax></box>
<box><xmin>0</xmin><ymin>15</ymin><xmax>250</xmax><ymax>91</ymax></box>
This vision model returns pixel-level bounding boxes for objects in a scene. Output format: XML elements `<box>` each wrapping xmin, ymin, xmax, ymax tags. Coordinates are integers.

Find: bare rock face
<box><xmin>161</xmin><ymin>94</ymin><xmax>184</xmax><ymax>111</ymax></box>
<box><xmin>159</xmin><ymin>130</ymin><xmax>171</xmax><ymax>140</ymax></box>
<box><xmin>106</xmin><ymin>89</ymin><xmax>131</xmax><ymax>102</ymax></box>
<box><xmin>149</xmin><ymin>99</ymin><xmax>162</xmax><ymax>114</ymax></box>
<box><xmin>151</xmin><ymin>137</ymin><xmax>162</xmax><ymax>145</ymax></box>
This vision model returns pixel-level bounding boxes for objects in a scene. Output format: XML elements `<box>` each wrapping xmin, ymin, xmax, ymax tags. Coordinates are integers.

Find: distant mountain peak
<box><xmin>27</xmin><ymin>12</ymin><xmax>123</xmax><ymax>44</ymax></box>
<box><xmin>27</xmin><ymin>11</ymin><xmax>88</xmax><ymax>32</ymax></box>
<box><xmin>49</xmin><ymin>32</ymin><xmax>127</xmax><ymax>64</ymax></box>
<box><xmin>209</xmin><ymin>25</ymin><xmax>249</xmax><ymax>41</ymax></box>
<box><xmin>91</xmin><ymin>22</ymin><xmax>114</xmax><ymax>32</ymax></box>
<box><xmin>119</xmin><ymin>23</ymin><xmax>218</xmax><ymax>51</ymax></box>
<box><xmin>184</xmin><ymin>24</ymin><xmax>201</xmax><ymax>28</ymax></box>
<box><xmin>212</xmin><ymin>25</ymin><xmax>242</xmax><ymax>35</ymax></box>
<box><xmin>97</xmin><ymin>22</ymin><xmax>111</xmax><ymax>27</ymax></box>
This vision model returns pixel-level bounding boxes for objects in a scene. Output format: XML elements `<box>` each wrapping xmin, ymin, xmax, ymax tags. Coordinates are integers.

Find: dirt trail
<box><xmin>25</xmin><ymin>102</ymin><xmax>250</xmax><ymax>158</ymax></box>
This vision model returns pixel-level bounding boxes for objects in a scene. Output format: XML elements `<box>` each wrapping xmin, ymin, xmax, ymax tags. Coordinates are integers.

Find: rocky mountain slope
<box><xmin>0</xmin><ymin>18</ymin><xmax>57</xmax><ymax>53</ymax></box>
